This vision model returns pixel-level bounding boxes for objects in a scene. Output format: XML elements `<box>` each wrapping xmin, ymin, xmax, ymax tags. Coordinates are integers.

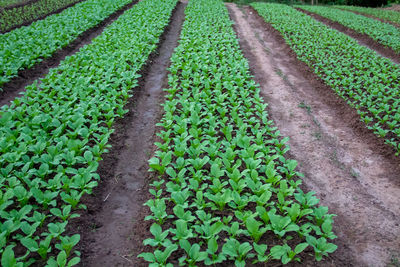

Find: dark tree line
<box><xmin>300</xmin><ymin>0</ymin><xmax>388</xmax><ymax>6</ymax></box>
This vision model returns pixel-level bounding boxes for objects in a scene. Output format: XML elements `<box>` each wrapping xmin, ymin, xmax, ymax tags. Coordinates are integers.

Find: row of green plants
<box><xmin>0</xmin><ymin>0</ymin><xmax>27</xmax><ymax>7</ymax></box>
<box><xmin>252</xmin><ymin>3</ymin><xmax>400</xmax><ymax>155</ymax></box>
<box><xmin>335</xmin><ymin>5</ymin><xmax>400</xmax><ymax>24</ymax></box>
<box><xmin>0</xmin><ymin>0</ymin><xmax>178</xmax><ymax>265</ymax></box>
<box><xmin>0</xmin><ymin>0</ymin><xmax>132</xmax><ymax>91</ymax></box>
<box><xmin>298</xmin><ymin>5</ymin><xmax>400</xmax><ymax>53</ymax></box>
<box><xmin>139</xmin><ymin>0</ymin><xmax>337</xmax><ymax>265</ymax></box>
<box><xmin>0</xmin><ymin>0</ymin><xmax>81</xmax><ymax>32</ymax></box>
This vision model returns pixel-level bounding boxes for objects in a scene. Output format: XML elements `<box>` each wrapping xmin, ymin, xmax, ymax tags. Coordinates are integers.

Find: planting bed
<box><xmin>298</xmin><ymin>5</ymin><xmax>400</xmax><ymax>54</ymax></box>
<box><xmin>1</xmin><ymin>0</ymin><xmax>400</xmax><ymax>266</ymax></box>
<box><xmin>229</xmin><ymin>4</ymin><xmax>400</xmax><ymax>266</ymax></box>
<box><xmin>296</xmin><ymin>8</ymin><xmax>400</xmax><ymax>64</ymax></box>
<box><xmin>0</xmin><ymin>0</ymin><xmax>83</xmax><ymax>33</ymax></box>
<box><xmin>0</xmin><ymin>0</ymin><xmax>134</xmax><ymax>91</ymax></box>
<box><xmin>336</xmin><ymin>5</ymin><xmax>400</xmax><ymax>26</ymax></box>
<box><xmin>0</xmin><ymin>0</ymin><xmax>137</xmax><ymax>108</ymax></box>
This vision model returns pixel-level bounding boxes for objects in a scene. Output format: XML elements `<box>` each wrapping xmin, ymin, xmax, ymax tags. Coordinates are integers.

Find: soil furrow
<box><xmin>228</xmin><ymin>4</ymin><xmax>400</xmax><ymax>267</ymax></box>
<box><xmin>74</xmin><ymin>2</ymin><xmax>186</xmax><ymax>266</ymax></box>
<box><xmin>296</xmin><ymin>8</ymin><xmax>400</xmax><ymax>65</ymax></box>
<box><xmin>0</xmin><ymin>0</ymin><xmax>84</xmax><ymax>33</ymax></box>
<box><xmin>0</xmin><ymin>0</ymin><xmax>137</xmax><ymax>107</ymax></box>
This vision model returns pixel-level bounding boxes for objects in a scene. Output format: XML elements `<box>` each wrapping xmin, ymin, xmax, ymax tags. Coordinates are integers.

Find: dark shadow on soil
<box><xmin>69</xmin><ymin>2</ymin><xmax>186</xmax><ymax>266</ymax></box>
<box><xmin>297</xmin><ymin>7</ymin><xmax>400</xmax><ymax>64</ymax></box>
<box><xmin>0</xmin><ymin>0</ymin><xmax>138</xmax><ymax>108</ymax></box>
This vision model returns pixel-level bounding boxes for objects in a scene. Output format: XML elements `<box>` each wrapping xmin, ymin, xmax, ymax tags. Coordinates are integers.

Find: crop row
<box><xmin>252</xmin><ymin>3</ymin><xmax>400</xmax><ymax>155</ymax></box>
<box><xmin>139</xmin><ymin>0</ymin><xmax>337</xmax><ymax>266</ymax></box>
<box><xmin>0</xmin><ymin>0</ymin><xmax>177</xmax><ymax>265</ymax></box>
<box><xmin>0</xmin><ymin>0</ymin><xmax>26</xmax><ymax>8</ymax></box>
<box><xmin>298</xmin><ymin>5</ymin><xmax>400</xmax><ymax>53</ymax></box>
<box><xmin>0</xmin><ymin>0</ymin><xmax>132</xmax><ymax>91</ymax></box>
<box><xmin>0</xmin><ymin>0</ymin><xmax>81</xmax><ymax>32</ymax></box>
<box><xmin>335</xmin><ymin>5</ymin><xmax>400</xmax><ymax>25</ymax></box>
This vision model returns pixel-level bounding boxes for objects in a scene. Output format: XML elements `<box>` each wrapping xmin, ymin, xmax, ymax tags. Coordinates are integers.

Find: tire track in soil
<box><xmin>228</xmin><ymin>4</ymin><xmax>400</xmax><ymax>267</ymax></box>
<box><xmin>74</xmin><ymin>2</ymin><xmax>186</xmax><ymax>266</ymax></box>
<box><xmin>296</xmin><ymin>8</ymin><xmax>400</xmax><ymax>65</ymax></box>
<box><xmin>0</xmin><ymin>0</ymin><xmax>138</xmax><ymax>107</ymax></box>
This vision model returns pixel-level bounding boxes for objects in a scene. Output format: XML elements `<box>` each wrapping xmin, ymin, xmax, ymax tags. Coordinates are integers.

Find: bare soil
<box><xmin>296</xmin><ymin>8</ymin><xmax>400</xmax><ymax>64</ymax></box>
<box><xmin>1</xmin><ymin>0</ymin><xmax>84</xmax><ymax>34</ymax></box>
<box><xmin>228</xmin><ymin>4</ymin><xmax>400</xmax><ymax>267</ymax></box>
<box><xmin>71</xmin><ymin>2</ymin><xmax>186</xmax><ymax>266</ymax></box>
<box><xmin>0</xmin><ymin>0</ymin><xmax>138</xmax><ymax>108</ymax></box>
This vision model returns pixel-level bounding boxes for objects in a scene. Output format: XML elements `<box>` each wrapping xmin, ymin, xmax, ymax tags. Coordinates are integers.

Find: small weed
<box><xmin>298</xmin><ymin>101</ymin><xmax>312</xmax><ymax>114</ymax></box>
<box><xmin>300</xmin><ymin>123</ymin><xmax>310</xmax><ymax>128</ymax></box>
<box><xmin>390</xmin><ymin>253</ymin><xmax>400</xmax><ymax>267</ymax></box>
<box><xmin>312</xmin><ymin>131</ymin><xmax>322</xmax><ymax>140</ymax></box>
<box><xmin>350</xmin><ymin>169</ymin><xmax>360</xmax><ymax>178</ymax></box>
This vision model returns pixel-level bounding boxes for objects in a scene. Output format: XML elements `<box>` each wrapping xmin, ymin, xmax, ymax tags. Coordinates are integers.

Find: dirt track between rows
<box><xmin>228</xmin><ymin>4</ymin><xmax>400</xmax><ymax>266</ymax></box>
<box><xmin>73</xmin><ymin>2</ymin><xmax>186</xmax><ymax>266</ymax></box>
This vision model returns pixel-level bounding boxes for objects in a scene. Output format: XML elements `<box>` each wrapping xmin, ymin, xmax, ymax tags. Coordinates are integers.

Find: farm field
<box><xmin>298</xmin><ymin>5</ymin><xmax>400</xmax><ymax>53</ymax></box>
<box><xmin>336</xmin><ymin>5</ymin><xmax>400</xmax><ymax>25</ymax></box>
<box><xmin>0</xmin><ymin>0</ymin><xmax>84</xmax><ymax>33</ymax></box>
<box><xmin>0</xmin><ymin>0</ymin><xmax>400</xmax><ymax>266</ymax></box>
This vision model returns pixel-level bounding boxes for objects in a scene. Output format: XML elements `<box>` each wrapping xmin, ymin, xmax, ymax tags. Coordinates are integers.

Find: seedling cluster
<box><xmin>253</xmin><ymin>3</ymin><xmax>400</xmax><ymax>155</ymax></box>
<box><xmin>0</xmin><ymin>0</ymin><xmax>177</xmax><ymax>265</ymax></box>
<box><xmin>139</xmin><ymin>0</ymin><xmax>337</xmax><ymax>266</ymax></box>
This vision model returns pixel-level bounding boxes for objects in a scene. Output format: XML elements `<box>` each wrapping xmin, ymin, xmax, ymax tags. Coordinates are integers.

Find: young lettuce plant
<box><xmin>222</xmin><ymin>239</ymin><xmax>254</xmax><ymax>267</ymax></box>
<box><xmin>244</xmin><ymin>216</ymin><xmax>268</xmax><ymax>243</ymax></box>
<box><xmin>268</xmin><ymin>210</ymin><xmax>299</xmax><ymax>238</ymax></box>
<box><xmin>306</xmin><ymin>235</ymin><xmax>337</xmax><ymax>261</ymax></box>
<box><xmin>178</xmin><ymin>240</ymin><xmax>208</xmax><ymax>266</ymax></box>
<box><xmin>144</xmin><ymin>199</ymin><xmax>171</xmax><ymax>225</ymax></box>
<box><xmin>143</xmin><ymin>223</ymin><xmax>172</xmax><ymax>248</ymax></box>
<box><xmin>252</xmin><ymin>243</ymin><xmax>270</xmax><ymax>264</ymax></box>
<box><xmin>270</xmin><ymin>243</ymin><xmax>308</xmax><ymax>264</ymax></box>
<box><xmin>204</xmin><ymin>237</ymin><xmax>226</xmax><ymax>265</ymax></box>
<box><xmin>138</xmin><ymin>244</ymin><xmax>178</xmax><ymax>267</ymax></box>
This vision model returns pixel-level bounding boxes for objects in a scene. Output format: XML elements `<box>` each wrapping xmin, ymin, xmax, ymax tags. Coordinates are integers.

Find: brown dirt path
<box><xmin>296</xmin><ymin>8</ymin><xmax>400</xmax><ymax>65</ymax></box>
<box><xmin>228</xmin><ymin>4</ymin><xmax>400</xmax><ymax>267</ymax></box>
<box><xmin>0</xmin><ymin>0</ymin><xmax>138</xmax><ymax>108</ymax></box>
<box><xmin>74</xmin><ymin>2</ymin><xmax>186</xmax><ymax>266</ymax></box>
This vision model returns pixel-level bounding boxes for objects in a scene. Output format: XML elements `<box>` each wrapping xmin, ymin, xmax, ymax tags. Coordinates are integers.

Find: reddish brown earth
<box><xmin>70</xmin><ymin>2</ymin><xmax>186</xmax><ymax>266</ymax></box>
<box><xmin>0</xmin><ymin>0</ymin><xmax>138</xmax><ymax>108</ymax></box>
<box><xmin>228</xmin><ymin>4</ymin><xmax>400</xmax><ymax>267</ymax></box>
<box><xmin>296</xmin><ymin>8</ymin><xmax>400</xmax><ymax>65</ymax></box>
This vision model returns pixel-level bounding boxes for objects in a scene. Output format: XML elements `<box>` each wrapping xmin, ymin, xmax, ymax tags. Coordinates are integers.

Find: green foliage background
<box><xmin>225</xmin><ymin>0</ymin><xmax>397</xmax><ymax>7</ymax></box>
